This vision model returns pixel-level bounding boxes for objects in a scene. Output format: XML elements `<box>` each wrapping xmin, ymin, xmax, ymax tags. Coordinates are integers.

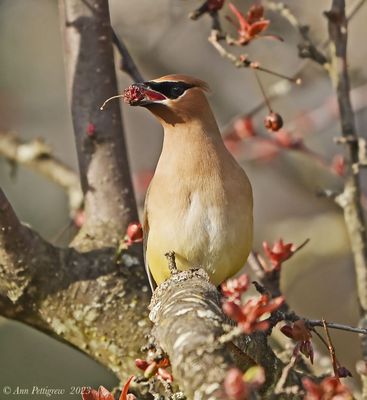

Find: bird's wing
<box><xmin>143</xmin><ymin>184</ymin><xmax>156</xmax><ymax>292</ymax></box>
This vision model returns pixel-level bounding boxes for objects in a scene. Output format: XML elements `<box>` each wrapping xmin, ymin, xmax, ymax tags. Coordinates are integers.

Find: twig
<box><xmin>112</xmin><ymin>30</ymin><xmax>143</xmax><ymax>83</ymax></box>
<box><xmin>248</xmin><ymin>253</ymin><xmax>284</xmax><ymax>304</ymax></box>
<box><xmin>164</xmin><ymin>251</ymin><xmax>178</xmax><ymax>275</ymax></box>
<box><xmin>264</xmin><ymin>1</ymin><xmax>329</xmax><ymax>67</ymax></box>
<box><xmin>208</xmin><ymin>30</ymin><xmax>300</xmax><ymax>83</ymax></box>
<box><xmin>217</xmin><ymin>326</ymin><xmax>244</xmax><ymax>345</ymax></box>
<box><xmin>274</xmin><ymin>353</ymin><xmax>299</xmax><ymax>395</ymax></box>
<box><xmin>189</xmin><ymin>1</ymin><xmax>210</xmax><ymax>20</ymax></box>
<box><xmin>308</xmin><ymin>320</ymin><xmax>367</xmax><ymax>335</ymax></box>
<box><xmin>0</xmin><ymin>132</ymin><xmax>82</xmax><ymax>216</ymax></box>
<box><xmin>322</xmin><ymin>319</ymin><xmax>338</xmax><ymax>376</ymax></box>
<box><xmin>347</xmin><ymin>0</ymin><xmax>366</xmax><ymax>21</ymax></box>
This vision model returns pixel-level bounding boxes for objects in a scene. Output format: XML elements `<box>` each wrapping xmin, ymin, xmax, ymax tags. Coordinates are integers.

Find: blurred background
<box><xmin>0</xmin><ymin>0</ymin><xmax>367</xmax><ymax>397</ymax></box>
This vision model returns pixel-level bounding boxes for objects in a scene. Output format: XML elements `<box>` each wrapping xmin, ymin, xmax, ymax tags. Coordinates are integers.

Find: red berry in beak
<box><xmin>123</xmin><ymin>85</ymin><xmax>145</xmax><ymax>105</ymax></box>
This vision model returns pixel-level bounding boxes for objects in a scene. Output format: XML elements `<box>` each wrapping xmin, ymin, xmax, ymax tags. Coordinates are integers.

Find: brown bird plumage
<box><xmin>126</xmin><ymin>74</ymin><xmax>253</xmax><ymax>289</ymax></box>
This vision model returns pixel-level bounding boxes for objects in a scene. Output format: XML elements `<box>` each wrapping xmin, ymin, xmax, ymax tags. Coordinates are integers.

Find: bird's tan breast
<box><xmin>145</xmin><ymin>148</ymin><xmax>253</xmax><ymax>285</ymax></box>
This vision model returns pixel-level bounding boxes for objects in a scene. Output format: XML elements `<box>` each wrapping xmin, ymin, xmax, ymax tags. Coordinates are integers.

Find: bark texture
<box><xmin>150</xmin><ymin>269</ymin><xmax>302</xmax><ymax>399</ymax></box>
<box><xmin>0</xmin><ymin>188</ymin><xmax>151</xmax><ymax>380</ymax></box>
<box><xmin>60</xmin><ymin>0</ymin><xmax>138</xmax><ymax>250</ymax></box>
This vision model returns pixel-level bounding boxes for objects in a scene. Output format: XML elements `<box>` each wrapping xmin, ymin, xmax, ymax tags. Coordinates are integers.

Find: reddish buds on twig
<box><xmin>126</xmin><ymin>222</ymin><xmax>144</xmax><ymax>246</ymax></box>
<box><xmin>81</xmin><ymin>377</ymin><xmax>136</xmax><ymax>400</ymax></box>
<box><xmin>221</xmin><ymin>273</ymin><xmax>249</xmax><ymax>302</ymax></box>
<box><xmin>224</xmin><ymin>366</ymin><xmax>265</xmax><ymax>400</ymax></box>
<box><xmin>302</xmin><ymin>377</ymin><xmax>352</xmax><ymax>400</ymax></box>
<box><xmin>223</xmin><ymin>293</ymin><xmax>284</xmax><ymax>334</ymax></box>
<box><xmin>260</xmin><ymin>238</ymin><xmax>309</xmax><ymax>273</ymax></box>
<box><xmin>189</xmin><ymin>0</ymin><xmax>226</xmax><ymax>20</ymax></box>
<box><xmin>135</xmin><ymin>356</ymin><xmax>173</xmax><ymax>382</ymax></box>
<box><xmin>227</xmin><ymin>3</ymin><xmax>282</xmax><ymax>46</ymax></box>
<box><xmin>224</xmin><ymin>368</ymin><xmax>249</xmax><ymax>400</ymax></box>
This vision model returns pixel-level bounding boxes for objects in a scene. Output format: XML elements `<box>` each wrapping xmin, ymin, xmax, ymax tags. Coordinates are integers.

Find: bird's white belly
<box><xmin>181</xmin><ymin>192</ymin><xmax>222</xmax><ymax>261</ymax></box>
<box><xmin>146</xmin><ymin>179</ymin><xmax>252</xmax><ymax>285</ymax></box>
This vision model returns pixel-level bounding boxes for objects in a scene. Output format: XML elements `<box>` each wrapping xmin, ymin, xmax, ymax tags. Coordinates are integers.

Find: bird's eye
<box><xmin>170</xmin><ymin>86</ymin><xmax>185</xmax><ymax>98</ymax></box>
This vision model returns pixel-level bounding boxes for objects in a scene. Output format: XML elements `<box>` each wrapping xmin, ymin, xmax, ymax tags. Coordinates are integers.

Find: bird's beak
<box><xmin>124</xmin><ymin>82</ymin><xmax>167</xmax><ymax>107</ymax></box>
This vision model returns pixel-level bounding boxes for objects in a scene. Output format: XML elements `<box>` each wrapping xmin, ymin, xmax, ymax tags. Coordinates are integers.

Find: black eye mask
<box><xmin>145</xmin><ymin>81</ymin><xmax>194</xmax><ymax>99</ymax></box>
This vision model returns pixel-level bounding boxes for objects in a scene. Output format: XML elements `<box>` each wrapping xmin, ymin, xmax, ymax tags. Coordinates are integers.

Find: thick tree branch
<box><xmin>0</xmin><ymin>186</ymin><xmax>151</xmax><ymax>380</ymax></box>
<box><xmin>59</xmin><ymin>0</ymin><xmax>138</xmax><ymax>250</ymax></box>
<box><xmin>0</xmin><ymin>188</ymin><xmax>57</xmax><ymax>303</ymax></box>
<box><xmin>150</xmin><ymin>268</ymin><xmax>303</xmax><ymax>399</ymax></box>
<box><xmin>0</xmin><ymin>132</ymin><xmax>82</xmax><ymax>216</ymax></box>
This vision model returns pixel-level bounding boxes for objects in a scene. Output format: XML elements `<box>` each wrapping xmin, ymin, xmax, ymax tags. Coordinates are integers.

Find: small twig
<box><xmin>264</xmin><ymin>1</ymin><xmax>329</xmax><ymax>67</ymax></box>
<box><xmin>188</xmin><ymin>1</ymin><xmax>210</xmax><ymax>20</ymax></box>
<box><xmin>322</xmin><ymin>319</ymin><xmax>338</xmax><ymax>376</ymax></box>
<box><xmin>156</xmin><ymin>375</ymin><xmax>174</xmax><ymax>397</ymax></box>
<box><xmin>112</xmin><ymin>30</ymin><xmax>143</xmax><ymax>83</ymax></box>
<box><xmin>208</xmin><ymin>30</ymin><xmax>300</xmax><ymax>83</ymax></box>
<box><xmin>308</xmin><ymin>319</ymin><xmax>367</xmax><ymax>335</ymax></box>
<box><xmin>164</xmin><ymin>251</ymin><xmax>178</xmax><ymax>275</ymax></box>
<box><xmin>0</xmin><ymin>132</ymin><xmax>82</xmax><ymax>216</ymax></box>
<box><xmin>209</xmin><ymin>11</ymin><xmax>222</xmax><ymax>31</ymax></box>
<box><xmin>274</xmin><ymin>353</ymin><xmax>298</xmax><ymax>395</ymax></box>
<box><xmin>311</xmin><ymin>327</ymin><xmax>333</xmax><ymax>364</ymax></box>
<box><xmin>347</xmin><ymin>0</ymin><xmax>366</xmax><ymax>21</ymax></box>
<box><xmin>217</xmin><ymin>326</ymin><xmax>244</xmax><ymax>345</ymax></box>
<box><xmin>250</xmin><ymin>251</ymin><xmax>367</xmax><ymax>336</ymax></box>
<box><xmin>253</xmin><ymin>70</ymin><xmax>272</xmax><ymax>112</ymax></box>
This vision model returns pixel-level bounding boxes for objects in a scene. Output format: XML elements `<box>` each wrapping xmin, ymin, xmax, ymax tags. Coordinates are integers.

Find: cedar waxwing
<box><xmin>125</xmin><ymin>74</ymin><xmax>253</xmax><ymax>289</ymax></box>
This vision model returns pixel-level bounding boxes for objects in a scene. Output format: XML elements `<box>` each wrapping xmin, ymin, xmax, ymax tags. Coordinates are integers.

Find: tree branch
<box><xmin>0</xmin><ymin>132</ymin><xmax>82</xmax><ymax>216</ymax></box>
<box><xmin>208</xmin><ymin>30</ymin><xmax>300</xmax><ymax>83</ymax></box>
<box><xmin>325</xmin><ymin>0</ymin><xmax>367</xmax><ymax>366</ymax></box>
<box><xmin>264</xmin><ymin>1</ymin><xmax>329</xmax><ymax>67</ymax></box>
<box><xmin>0</xmin><ymin>188</ymin><xmax>56</xmax><ymax>303</ymax></box>
<box><xmin>308</xmin><ymin>320</ymin><xmax>367</xmax><ymax>335</ymax></box>
<box><xmin>112</xmin><ymin>30</ymin><xmax>144</xmax><ymax>83</ymax></box>
<box><xmin>0</xmin><ymin>182</ymin><xmax>152</xmax><ymax>380</ymax></box>
<box><xmin>150</xmin><ymin>268</ymin><xmax>303</xmax><ymax>399</ymax></box>
<box><xmin>59</xmin><ymin>0</ymin><xmax>138</xmax><ymax>250</ymax></box>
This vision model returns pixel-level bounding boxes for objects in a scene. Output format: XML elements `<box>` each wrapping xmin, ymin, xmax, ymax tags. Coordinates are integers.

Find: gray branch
<box><xmin>0</xmin><ymin>132</ymin><xmax>82</xmax><ymax>216</ymax></box>
<box><xmin>325</xmin><ymin>0</ymin><xmax>367</xmax><ymax>393</ymax></box>
<box><xmin>0</xmin><ymin>186</ymin><xmax>151</xmax><ymax>380</ymax></box>
<box><xmin>149</xmin><ymin>269</ymin><xmax>303</xmax><ymax>399</ymax></box>
<box><xmin>59</xmin><ymin>0</ymin><xmax>138</xmax><ymax>250</ymax></box>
